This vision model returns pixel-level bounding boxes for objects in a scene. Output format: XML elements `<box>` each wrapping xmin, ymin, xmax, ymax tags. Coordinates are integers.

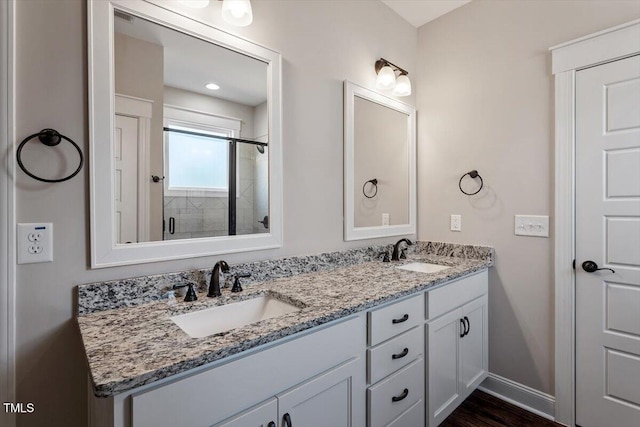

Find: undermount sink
<box><xmin>170</xmin><ymin>295</ymin><xmax>302</xmax><ymax>338</ymax></box>
<box><xmin>396</xmin><ymin>262</ymin><xmax>451</xmax><ymax>274</ymax></box>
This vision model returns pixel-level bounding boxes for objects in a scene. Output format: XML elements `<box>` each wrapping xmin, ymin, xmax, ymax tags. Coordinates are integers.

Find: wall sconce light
<box><xmin>375</xmin><ymin>58</ymin><xmax>411</xmax><ymax>96</ymax></box>
<box><xmin>180</xmin><ymin>0</ymin><xmax>253</xmax><ymax>27</ymax></box>
<box><xmin>221</xmin><ymin>0</ymin><xmax>253</xmax><ymax>27</ymax></box>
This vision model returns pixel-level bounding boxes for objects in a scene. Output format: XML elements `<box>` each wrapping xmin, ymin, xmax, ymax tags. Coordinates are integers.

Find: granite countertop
<box><xmin>77</xmin><ymin>251</ymin><xmax>491</xmax><ymax>397</ymax></box>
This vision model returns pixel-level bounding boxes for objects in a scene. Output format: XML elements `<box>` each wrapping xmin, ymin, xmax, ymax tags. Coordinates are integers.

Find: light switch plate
<box><xmin>514</xmin><ymin>215</ymin><xmax>549</xmax><ymax>237</ymax></box>
<box><xmin>17</xmin><ymin>223</ymin><xmax>53</xmax><ymax>264</ymax></box>
<box><xmin>450</xmin><ymin>214</ymin><xmax>461</xmax><ymax>232</ymax></box>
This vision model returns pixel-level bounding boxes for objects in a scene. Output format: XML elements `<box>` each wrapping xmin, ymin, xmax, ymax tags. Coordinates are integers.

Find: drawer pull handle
<box><xmin>460</xmin><ymin>318</ymin><xmax>465</xmax><ymax>337</ymax></box>
<box><xmin>392</xmin><ymin>314</ymin><xmax>409</xmax><ymax>324</ymax></box>
<box><xmin>392</xmin><ymin>388</ymin><xmax>409</xmax><ymax>402</ymax></box>
<box><xmin>392</xmin><ymin>347</ymin><xmax>409</xmax><ymax>360</ymax></box>
<box><xmin>283</xmin><ymin>413</ymin><xmax>292</xmax><ymax>427</ymax></box>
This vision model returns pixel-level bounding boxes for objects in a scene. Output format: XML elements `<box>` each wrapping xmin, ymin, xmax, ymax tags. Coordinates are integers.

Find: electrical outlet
<box><xmin>514</xmin><ymin>215</ymin><xmax>549</xmax><ymax>237</ymax></box>
<box><xmin>450</xmin><ymin>215</ymin><xmax>461</xmax><ymax>232</ymax></box>
<box><xmin>18</xmin><ymin>223</ymin><xmax>53</xmax><ymax>264</ymax></box>
<box><xmin>382</xmin><ymin>213</ymin><xmax>390</xmax><ymax>226</ymax></box>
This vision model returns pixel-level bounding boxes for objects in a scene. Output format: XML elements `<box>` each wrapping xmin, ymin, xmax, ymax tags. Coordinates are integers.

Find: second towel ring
<box><xmin>16</xmin><ymin>129</ymin><xmax>84</xmax><ymax>183</ymax></box>
<box><xmin>459</xmin><ymin>170</ymin><xmax>483</xmax><ymax>195</ymax></box>
<box><xmin>363</xmin><ymin>178</ymin><xmax>378</xmax><ymax>198</ymax></box>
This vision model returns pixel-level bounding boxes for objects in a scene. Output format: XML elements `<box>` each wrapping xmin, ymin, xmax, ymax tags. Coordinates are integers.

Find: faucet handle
<box><xmin>378</xmin><ymin>252</ymin><xmax>390</xmax><ymax>263</ymax></box>
<box><xmin>232</xmin><ymin>272</ymin><xmax>251</xmax><ymax>293</ymax></box>
<box><xmin>173</xmin><ymin>283</ymin><xmax>197</xmax><ymax>302</ymax></box>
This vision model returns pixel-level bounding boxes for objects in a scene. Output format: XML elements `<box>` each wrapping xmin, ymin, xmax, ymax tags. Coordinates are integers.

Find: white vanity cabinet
<box><xmin>366</xmin><ymin>294</ymin><xmax>426</xmax><ymax>427</ymax></box>
<box><xmin>89</xmin><ymin>315</ymin><xmax>366</xmax><ymax>427</ymax></box>
<box><xmin>426</xmin><ymin>270</ymin><xmax>488</xmax><ymax>426</ymax></box>
<box><xmin>215</xmin><ymin>357</ymin><xmax>361</xmax><ymax>427</ymax></box>
<box><xmin>87</xmin><ymin>268</ymin><xmax>490</xmax><ymax>427</ymax></box>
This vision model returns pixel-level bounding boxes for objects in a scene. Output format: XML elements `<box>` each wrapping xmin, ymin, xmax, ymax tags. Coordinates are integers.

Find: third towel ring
<box><xmin>458</xmin><ymin>170</ymin><xmax>483</xmax><ymax>195</ymax></box>
<box><xmin>16</xmin><ymin>128</ymin><xmax>84</xmax><ymax>183</ymax></box>
<box><xmin>363</xmin><ymin>178</ymin><xmax>378</xmax><ymax>199</ymax></box>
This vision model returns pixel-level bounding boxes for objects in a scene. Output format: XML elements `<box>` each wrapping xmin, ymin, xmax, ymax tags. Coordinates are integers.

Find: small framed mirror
<box><xmin>89</xmin><ymin>0</ymin><xmax>282</xmax><ymax>267</ymax></box>
<box><xmin>343</xmin><ymin>81</ymin><xmax>416</xmax><ymax>241</ymax></box>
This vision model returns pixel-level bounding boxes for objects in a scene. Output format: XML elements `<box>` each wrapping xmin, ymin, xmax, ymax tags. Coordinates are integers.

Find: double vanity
<box><xmin>77</xmin><ymin>242</ymin><xmax>493</xmax><ymax>427</ymax></box>
<box><xmin>81</xmin><ymin>3</ymin><xmax>492</xmax><ymax>426</ymax></box>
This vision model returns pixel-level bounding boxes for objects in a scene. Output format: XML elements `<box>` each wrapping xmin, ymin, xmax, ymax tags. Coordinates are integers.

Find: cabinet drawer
<box><xmin>367</xmin><ymin>357</ymin><xmax>424</xmax><ymax>427</ymax></box>
<box><xmin>368</xmin><ymin>326</ymin><xmax>423</xmax><ymax>384</ymax></box>
<box><xmin>368</xmin><ymin>294</ymin><xmax>424</xmax><ymax>346</ymax></box>
<box><xmin>387</xmin><ymin>399</ymin><xmax>424</xmax><ymax>427</ymax></box>
<box><xmin>426</xmin><ymin>270</ymin><xmax>487</xmax><ymax>319</ymax></box>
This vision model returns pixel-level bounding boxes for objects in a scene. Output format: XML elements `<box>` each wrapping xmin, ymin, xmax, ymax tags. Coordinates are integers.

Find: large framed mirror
<box><xmin>343</xmin><ymin>81</ymin><xmax>416</xmax><ymax>241</ymax></box>
<box><xmin>89</xmin><ymin>0</ymin><xmax>282</xmax><ymax>267</ymax></box>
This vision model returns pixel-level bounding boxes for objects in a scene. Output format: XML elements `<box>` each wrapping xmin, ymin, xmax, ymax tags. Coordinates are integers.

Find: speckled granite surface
<box><xmin>76</xmin><ymin>242</ymin><xmax>493</xmax><ymax>397</ymax></box>
<box><xmin>77</xmin><ymin>244</ymin><xmax>409</xmax><ymax>315</ymax></box>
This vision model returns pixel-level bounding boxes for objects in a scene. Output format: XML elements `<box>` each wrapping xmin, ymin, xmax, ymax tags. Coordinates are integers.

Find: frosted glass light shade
<box><xmin>221</xmin><ymin>0</ymin><xmax>253</xmax><ymax>27</ymax></box>
<box><xmin>179</xmin><ymin>0</ymin><xmax>210</xmax><ymax>8</ymax></box>
<box><xmin>393</xmin><ymin>74</ymin><xmax>411</xmax><ymax>96</ymax></box>
<box><xmin>375</xmin><ymin>65</ymin><xmax>396</xmax><ymax>90</ymax></box>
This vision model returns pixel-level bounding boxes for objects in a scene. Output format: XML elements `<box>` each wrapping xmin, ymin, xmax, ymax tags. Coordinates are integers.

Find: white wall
<box><xmin>354</xmin><ymin>96</ymin><xmax>409</xmax><ymax>227</ymax></box>
<box><xmin>416</xmin><ymin>0</ymin><xmax>640</xmax><ymax>395</ymax></box>
<box><xmin>114</xmin><ymin>32</ymin><xmax>165</xmax><ymax>241</ymax></box>
<box><xmin>12</xmin><ymin>1</ymin><xmax>416</xmax><ymax>426</ymax></box>
<box><xmin>164</xmin><ymin>86</ymin><xmax>256</xmax><ymax>138</ymax></box>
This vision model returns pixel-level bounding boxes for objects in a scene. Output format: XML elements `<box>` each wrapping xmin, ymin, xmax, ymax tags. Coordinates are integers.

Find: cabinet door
<box><xmin>460</xmin><ymin>295</ymin><xmax>488</xmax><ymax>399</ymax></box>
<box><xmin>427</xmin><ymin>308</ymin><xmax>463</xmax><ymax>427</ymax></box>
<box><xmin>277</xmin><ymin>357</ymin><xmax>363</xmax><ymax>427</ymax></box>
<box><xmin>214</xmin><ymin>398</ymin><xmax>277</xmax><ymax>427</ymax></box>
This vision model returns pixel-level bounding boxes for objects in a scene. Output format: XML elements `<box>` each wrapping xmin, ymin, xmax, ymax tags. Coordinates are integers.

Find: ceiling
<box><xmin>114</xmin><ymin>12</ymin><xmax>268</xmax><ymax>107</ymax></box>
<box><xmin>380</xmin><ymin>0</ymin><xmax>471</xmax><ymax>28</ymax></box>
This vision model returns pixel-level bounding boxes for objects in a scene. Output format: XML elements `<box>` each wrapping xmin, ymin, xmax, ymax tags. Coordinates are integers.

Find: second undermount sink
<box><xmin>396</xmin><ymin>262</ymin><xmax>451</xmax><ymax>274</ymax></box>
<box><xmin>170</xmin><ymin>295</ymin><xmax>302</xmax><ymax>338</ymax></box>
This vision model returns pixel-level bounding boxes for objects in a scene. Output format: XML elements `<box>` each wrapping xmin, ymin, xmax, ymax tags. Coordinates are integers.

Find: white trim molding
<box><xmin>0</xmin><ymin>0</ymin><xmax>16</xmax><ymax>426</ymax></box>
<box><xmin>550</xmin><ymin>19</ymin><xmax>640</xmax><ymax>427</ymax></box>
<box><xmin>343</xmin><ymin>80</ymin><xmax>417</xmax><ymax>241</ymax></box>
<box><xmin>89</xmin><ymin>0</ymin><xmax>283</xmax><ymax>267</ymax></box>
<box><xmin>115</xmin><ymin>94</ymin><xmax>153</xmax><ymax>242</ymax></box>
<box><xmin>479</xmin><ymin>374</ymin><xmax>555</xmax><ymax>421</ymax></box>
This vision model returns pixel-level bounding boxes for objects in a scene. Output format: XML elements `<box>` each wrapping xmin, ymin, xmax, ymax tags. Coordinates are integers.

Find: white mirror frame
<box><xmin>88</xmin><ymin>0</ymin><xmax>283</xmax><ymax>268</ymax></box>
<box><xmin>343</xmin><ymin>81</ymin><xmax>416</xmax><ymax>241</ymax></box>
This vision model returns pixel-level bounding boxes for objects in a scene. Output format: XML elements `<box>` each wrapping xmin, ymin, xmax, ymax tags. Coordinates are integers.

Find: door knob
<box><xmin>581</xmin><ymin>260</ymin><xmax>615</xmax><ymax>274</ymax></box>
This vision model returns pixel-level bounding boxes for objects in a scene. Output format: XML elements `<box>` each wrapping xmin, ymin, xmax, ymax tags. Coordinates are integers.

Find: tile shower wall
<box><xmin>163</xmin><ymin>143</ymin><xmax>265</xmax><ymax>239</ymax></box>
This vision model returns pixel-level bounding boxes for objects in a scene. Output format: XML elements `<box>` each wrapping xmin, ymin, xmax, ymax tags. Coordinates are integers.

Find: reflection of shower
<box><xmin>163</xmin><ymin>127</ymin><xmax>268</xmax><ymax>237</ymax></box>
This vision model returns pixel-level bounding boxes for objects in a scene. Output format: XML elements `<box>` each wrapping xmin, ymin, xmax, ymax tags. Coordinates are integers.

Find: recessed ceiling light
<box><xmin>205</xmin><ymin>83</ymin><xmax>220</xmax><ymax>90</ymax></box>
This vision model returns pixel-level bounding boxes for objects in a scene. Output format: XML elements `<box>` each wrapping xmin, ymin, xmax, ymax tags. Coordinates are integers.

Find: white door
<box><xmin>114</xmin><ymin>114</ymin><xmax>139</xmax><ymax>244</ymax></box>
<box><xmin>576</xmin><ymin>55</ymin><xmax>640</xmax><ymax>427</ymax></box>
<box><xmin>460</xmin><ymin>295</ymin><xmax>488</xmax><ymax>398</ymax></box>
<box><xmin>277</xmin><ymin>358</ymin><xmax>358</xmax><ymax>427</ymax></box>
<box><xmin>214</xmin><ymin>398</ymin><xmax>277</xmax><ymax>427</ymax></box>
<box><xmin>427</xmin><ymin>308</ymin><xmax>462</xmax><ymax>427</ymax></box>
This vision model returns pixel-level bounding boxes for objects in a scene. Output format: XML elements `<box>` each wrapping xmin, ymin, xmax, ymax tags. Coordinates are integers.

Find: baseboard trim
<box><xmin>478</xmin><ymin>373</ymin><xmax>556</xmax><ymax>421</ymax></box>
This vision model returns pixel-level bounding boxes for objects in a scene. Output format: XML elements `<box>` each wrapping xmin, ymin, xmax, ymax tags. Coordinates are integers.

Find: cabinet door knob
<box><xmin>464</xmin><ymin>316</ymin><xmax>470</xmax><ymax>336</ymax></box>
<box><xmin>392</xmin><ymin>347</ymin><xmax>409</xmax><ymax>360</ymax></box>
<box><xmin>283</xmin><ymin>413</ymin><xmax>292</xmax><ymax>427</ymax></box>
<box><xmin>460</xmin><ymin>318</ymin><xmax>466</xmax><ymax>337</ymax></box>
<box><xmin>392</xmin><ymin>314</ymin><xmax>409</xmax><ymax>324</ymax></box>
<box><xmin>391</xmin><ymin>388</ymin><xmax>409</xmax><ymax>402</ymax></box>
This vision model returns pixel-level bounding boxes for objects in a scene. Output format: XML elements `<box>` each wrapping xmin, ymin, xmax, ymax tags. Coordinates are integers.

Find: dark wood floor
<box><xmin>441</xmin><ymin>390</ymin><xmax>562</xmax><ymax>427</ymax></box>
